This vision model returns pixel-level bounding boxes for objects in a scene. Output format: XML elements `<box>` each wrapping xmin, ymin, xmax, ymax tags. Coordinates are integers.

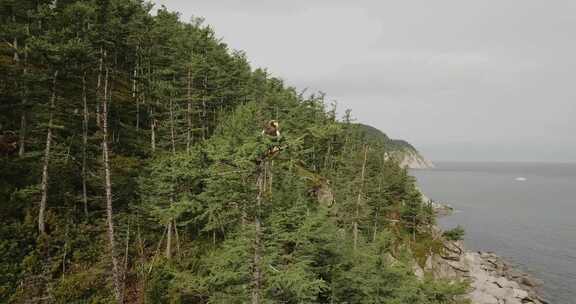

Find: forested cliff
<box><xmin>0</xmin><ymin>1</ymin><xmax>465</xmax><ymax>303</ymax></box>
<box><xmin>357</xmin><ymin>124</ymin><xmax>434</xmax><ymax>169</ymax></box>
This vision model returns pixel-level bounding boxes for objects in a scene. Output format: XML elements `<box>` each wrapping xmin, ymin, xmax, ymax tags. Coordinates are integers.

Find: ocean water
<box><xmin>411</xmin><ymin>162</ymin><xmax>576</xmax><ymax>304</ymax></box>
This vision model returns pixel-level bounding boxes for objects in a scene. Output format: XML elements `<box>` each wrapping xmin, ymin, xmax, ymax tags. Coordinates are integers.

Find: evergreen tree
<box><xmin>0</xmin><ymin>2</ymin><xmax>469</xmax><ymax>303</ymax></box>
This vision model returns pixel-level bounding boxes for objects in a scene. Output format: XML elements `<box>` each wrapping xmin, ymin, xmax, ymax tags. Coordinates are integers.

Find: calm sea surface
<box><xmin>411</xmin><ymin>162</ymin><xmax>576</xmax><ymax>304</ymax></box>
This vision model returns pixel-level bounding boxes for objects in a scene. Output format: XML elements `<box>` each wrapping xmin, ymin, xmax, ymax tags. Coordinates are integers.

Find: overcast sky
<box><xmin>153</xmin><ymin>0</ymin><xmax>576</xmax><ymax>162</ymax></box>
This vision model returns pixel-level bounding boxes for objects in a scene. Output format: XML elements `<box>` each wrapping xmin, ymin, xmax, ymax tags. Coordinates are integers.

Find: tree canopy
<box><xmin>0</xmin><ymin>1</ymin><xmax>468</xmax><ymax>303</ymax></box>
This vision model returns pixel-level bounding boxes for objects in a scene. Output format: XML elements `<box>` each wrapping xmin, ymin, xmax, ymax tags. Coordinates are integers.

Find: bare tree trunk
<box><xmin>268</xmin><ymin>161</ymin><xmax>273</xmax><ymax>194</ymax></box>
<box><xmin>13</xmin><ymin>37</ymin><xmax>20</xmax><ymax>63</ymax></box>
<box><xmin>96</xmin><ymin>48</ymin><xmax>104</xmax><ymax>128</ymax></box>
<box><xmin>38</xmin><ymin>71</ymin><xmax>58</xmax><ymax>235</ymax></box>
<box><xmin>18</xmin><ymin>30</ymin><xmax>28</xmax><ymax>157</ymax></box>
<box><xmin>132</xmin><ymin>49</ymin><xmax>138</xmax><ymax>99</ymax></box>
<box><xmin>372</xmin><ymin>209</ymin><xmax>378</xmax><ymax>242</ymax></box>
<box><xmin>373</xmin><ymin>198</ymin><xmax>381</xmax><ymax>242</ymax></box>
<box><xmin>353</xmin><ymin>145</ymin><xmax>368</xmax><ymax>251</ymax></box>
<box><xmin>373</xmin><ymin>153</ymin><xmax>387</xmax><ymax>242</ymax></box>
<box><xmin>174</xmin><ymin>219</ymin><xmax>181</xmax><ymax>260</ymax></box>
<box><xmin>252</xmin><ymin>216</ymin><xmax>262</xmax><ymax>304</ymax></box>
<box><xmin>165</xmin><ymin>91</ymin><xmax>178</xmax><ymax>258</ymax></box>
<box><xmin>202</xmin><ymin>74</ymin><xmax>207</xmax><ymax>141</ymax></box>
<box><xmin>124</xmin><ymin>222</ymin><xmax>130</xmax><ymax>283</ymax></box>
<box><xmin>18</xmin><ymin>101</ymin><xmax>26</xmax><ymax>157</ymax></box>
<box><xmin>251</xmin><ymin>164</ymin><xmax>266</xmax><ymax>304</ymax></box>
<box><xmin>62</xmin><ymin>223</ymin><xmax>69</xmax><ymax>277</ymax></box>
<box><xmin>169</xmin><ymin>99</ymin><xmax>176</xmax><ymax>154</ymax></box>
<box><xmin>186</xmin><ymin>66</ymin><xmax>193</xmax><ymax>153</ymax></box>
<box><xmin>165</xmin><ymin>193</ymin><xmax>175</xmax><ymax>259</ymax></box>
<box><xmin>136</xmin><ymin>95</ymin><xmax>140</xmax><ymax>133</ymax></box>
<box><xmin>81</xmin><ymin>72</ymin><xmax>89</xmax><ymax>216</ymax></box>
<box><xmin>151</xmin><ymin>117</ymin><xmax>156</xmax><ymax>154</ymax></box>
<box><xmin>102</xmin><ymin>68</ymin><xmax>123</xmax><ymax>303</ymax></box>
<box><xmin>133</xmin><ymin>47</ymin><xmax>139</xmax><ymax>132</ymax></box>
<box><xmin>165</xmin><ymin>220</ymin><xmax>172</xmax><ymax>259</ymax></box>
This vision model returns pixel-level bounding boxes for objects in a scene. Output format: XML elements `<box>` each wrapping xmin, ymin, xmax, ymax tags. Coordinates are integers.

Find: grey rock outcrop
<box><xmin>355</xmin><ymin>124</ymin><xmax>434</xmax><ymax>169</ymax></box>
<box><xmin>417</xmin><ymin>243</ymin><xmax>546</xmax><ymax>304</ymax></box>
<box><xmin>395</xmin><ymin>149</ymin><xmax>435</xmax><ymax>169</ymax></box>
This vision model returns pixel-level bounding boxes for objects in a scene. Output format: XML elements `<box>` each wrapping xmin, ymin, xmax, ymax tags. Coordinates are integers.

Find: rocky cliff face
<box><xmin>356</xmin><ymin>124</ymin><xmax>434</xmax><ymax>169</ymax></box>
<box><xmin>393</xmin><ymin>149</ymin><xmax>435</xmax><ymax>169</ymax></box>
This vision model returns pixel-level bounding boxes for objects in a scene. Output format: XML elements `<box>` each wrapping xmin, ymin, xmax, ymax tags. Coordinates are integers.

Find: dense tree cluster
<box><xmin>0</xmin><ymin>1</ymin><xmax>468</xmax><ymax>303</ymax></box>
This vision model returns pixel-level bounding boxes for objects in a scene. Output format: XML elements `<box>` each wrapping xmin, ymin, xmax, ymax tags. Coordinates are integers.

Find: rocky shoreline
<box><xmin>417</xmin><ymin>191</ymin><xmax>546</xmax><ymax>303</ymax></box>
<box><xmin>463</xmin><ymin>250</ymin><xmax>547</xmax><ymax>304</ymax></box>
<box><xmin>416</xmin><ymin>239</ymin><xmax>546</xmax><ymax>304</ymax></box>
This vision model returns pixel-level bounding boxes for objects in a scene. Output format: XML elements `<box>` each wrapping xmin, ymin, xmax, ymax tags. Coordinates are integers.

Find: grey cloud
<box><xmin>153</xmin><ymin>0</ymin><xmax>576</xmax><ymax>162</ymax></box>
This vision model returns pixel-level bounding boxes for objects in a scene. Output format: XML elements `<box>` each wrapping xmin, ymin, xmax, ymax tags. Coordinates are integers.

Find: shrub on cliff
<box><xmin>443</xmin><ymin>226</ymin><xmax>466</xmax><ymax>241</ymax></box>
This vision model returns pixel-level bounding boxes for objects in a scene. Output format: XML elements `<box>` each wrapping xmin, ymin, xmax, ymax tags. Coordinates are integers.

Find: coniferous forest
<box><xmin>0</xmin><ymin>1</ymin><xmax>469</xmax><ymax>303</ymax></box>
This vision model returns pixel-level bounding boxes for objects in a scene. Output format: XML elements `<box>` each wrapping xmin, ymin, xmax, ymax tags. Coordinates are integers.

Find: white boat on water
<box><xmin>515</xmin><ymin>177</ymin><xmax>527</xmax><ymax>182</ymax></box>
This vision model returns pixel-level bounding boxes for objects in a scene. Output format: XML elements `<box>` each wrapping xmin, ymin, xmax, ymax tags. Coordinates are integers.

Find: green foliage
<box><xmin>443</xmin><ymin>226</ymin><xmax>466</xmax><ymax>242</ymax></box>
<box><xmin>52</xmin><ymin>267</ymin><xmax>111</xmax><ymax>304</ymax></box>
<box><xmin>145</xmin><ymin>261</ymin><xmax>177</xmax><ymax>304</ymax></box>
<box><xmin>139</xmin><ymin>150</ymin><xmax>205</xmax><ymax>226</ymax></box>
<box><xmin>0</xmin><ymin>1</ymin><xmax>469</xmax><ymax>303</ymax></box>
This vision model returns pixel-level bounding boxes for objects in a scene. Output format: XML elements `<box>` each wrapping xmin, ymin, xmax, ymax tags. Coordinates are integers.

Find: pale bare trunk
<box><xmin>82</xmin><ymin>73</ymin><xmax>89</xmax><ymax>216</ymax></box>
<box><xmin>18</xmin><ymin>105</ymin><xmax>26</xmax><ymax>157</ymax></box>
<box><xmin>186</xmin><ymin>66</ymin><xmax>192</xmax><ymax>152</ymax></box>
<box><xmin>151</xmin><ymin>118</ymin><xmax>156</xmax><ymax>153</ymax></box>
<box><xmin>165</xmin><ymin>194</ymin><xmax>175</xmax><ymax>260</ymax></box>
<box><xmin>136</xmin><ymin>95</ymin><xmax>140</xmax><ymax>132</ymax></box>
<box><xmin>353</xmin><ymin>145</ymin><xmax>368</xmax><ymax>251</ymax></box>
<box><xmin>62</xmin><ymin>224</ymin><xmax>68</xmax><ymax>276</ymax></box>
<box><xmin>124</xmin><ymin>222</ymin><xmax>130</xmax><ymax>283</ymax></box>
<box><xmin>166</xmin><ymin>95</ymin><xmax>177</xmax><ymax>259</ymax></box>
<box><xmin>268</xmin><ymin>161</ymin><xmax>273</xmax><ymax>193</ymax></box>
<box><xmin>11</xmin><ymin>14</ymin><xmax>18</xmax><ymax>60</ymax></box>
<box><xmin>13</xmin><ymin>38</ymin><xmax>19</xmax><ymax>62</ymax></box>
<box><xmin>252</xmin><ymin>164</ymin><xmax>265</xmax><ymax>304</ymax></box>
<box><xmin>96</xmin><ymin>48</ymin><xmax>104</xmax><ymax>127</ymax></box>
<box><xmin>38</xmin><ymin>71</ymin><xmax>58</xmax><ymax>235</ymax></box>
<box><xmin>132</xmin><ymin>56</ymin><xmax>137</xmax><ymax>99</ymax></box>
<box><xmin>165</xmin><ymin>220</ymin><xmax>172</xmax><ymax>259</ymax></box>
<box><xmin>169</xmin><ymin>99</ymin><xmax>176</xmax><ymax>154</ymax></box>
<box><xmin>412</xmin><ymin>216</ymin><xmax>416</xmax><ymax>243</ymax></box>
<box><xmin>252</xmin><ymin>216</ymin><xmax>262</xmax><ymax>304</ymax></box>
<box><xmin>373</xmin><ymin>153</ymin><xmax>387</xmax><ymax>242</ymax></box>
<box><xmin>18</xmin><ymin>42</ymin><xmax>28</xmax><ymax>157</ymax></box>
<box><xmin>174</xmin><ymin>219</ymin><xmax>181</xmax><ymax>260</ymax></box>
<box><xmin>202</xmin><ymin>74</ymin><xmax>207</xmax><ymax>141</ymax></box>
<box><xmin>102</xmin><ymin>68</ymin><xmax>123</xmax><ymax>303</ymax></box>
<box><xmin>372</xmin><ymin>215</ymin><xmax>378</xmax><ymax>242</ymax></box>
<box><xmin>133</xmin><ymin>48</ymin><xmax>139</xmax><ymax>131</ymax></box>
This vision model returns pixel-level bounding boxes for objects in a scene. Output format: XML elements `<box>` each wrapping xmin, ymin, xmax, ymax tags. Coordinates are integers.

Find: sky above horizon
<box><xmin>152</xmin><ymin>0</ymin><xmax>576</xmax><ymax>162</ymax></box>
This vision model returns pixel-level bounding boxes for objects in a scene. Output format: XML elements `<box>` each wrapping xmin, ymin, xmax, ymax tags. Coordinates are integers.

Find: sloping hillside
<box><xmin>358</xmin><ymin>124</ymin><xmax>434</xmax><ymax>169</ymax></box>
<box><xmin>0</xmin><ymin>2</ymin><xmax>467</xmax><ymax>303</ymax></box>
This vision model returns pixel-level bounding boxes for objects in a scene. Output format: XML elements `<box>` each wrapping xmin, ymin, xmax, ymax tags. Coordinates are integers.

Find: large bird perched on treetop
<box><xmin>262</xmin><ymin>120</ymin><xmax>281</xmax><ymax>138</ymax></box>
<box><xmin>259</xmin><ymin>120</ymin><xmax>283</xmax><ymax>161</ymax></box>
